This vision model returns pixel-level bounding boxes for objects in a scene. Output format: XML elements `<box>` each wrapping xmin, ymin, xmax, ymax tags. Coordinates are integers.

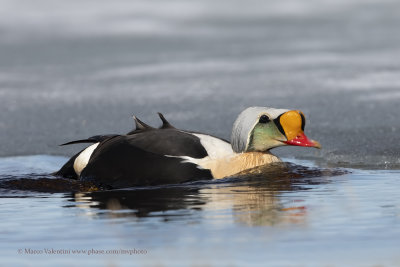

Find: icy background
<box><xmin>0</xmin><ymin>0</ymin><xmax>399</xmax><ymax>168</ymax></box>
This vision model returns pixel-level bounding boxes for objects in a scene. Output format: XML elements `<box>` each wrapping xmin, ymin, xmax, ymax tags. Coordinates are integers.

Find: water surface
<box><xmin>1</xmin><ymin>155</ymin><xmax>399</xmax><ymax>266</ymax></box>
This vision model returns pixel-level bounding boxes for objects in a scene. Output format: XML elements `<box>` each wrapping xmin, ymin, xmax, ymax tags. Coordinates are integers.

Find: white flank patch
<box><xmin>73</xmin><ymin>143</ymin><xmax>99</xmax><ymax>176</ymax></box>
<box><xmin>166</xmin><ymin>132</ymin><xmax>235</xmax><ymax>171</ymax></box>
<box><xmin>190</xmin><ymin>133</ymin><xmax>233</xmax><ymax>159</ymax></box>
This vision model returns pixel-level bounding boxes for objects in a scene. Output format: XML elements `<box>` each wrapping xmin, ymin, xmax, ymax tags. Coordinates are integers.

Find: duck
<box><xmin>55</xmin><ymin>107</ymin><xmax>320</xmax><ymax>188</ymax></box>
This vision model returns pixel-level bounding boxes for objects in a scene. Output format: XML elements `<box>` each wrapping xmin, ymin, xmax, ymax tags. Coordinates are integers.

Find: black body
<box><xmin>55</xmin><ymin>127</ymin><xmax>214</xmax><ymax>188</ymax></box>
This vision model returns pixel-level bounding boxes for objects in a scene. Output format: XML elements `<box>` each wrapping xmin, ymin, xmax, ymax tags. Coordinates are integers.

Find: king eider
<box><xmin>55</xmin><ymin>107</ymin><xmax>321</xmax><ymax>188</ymax></box>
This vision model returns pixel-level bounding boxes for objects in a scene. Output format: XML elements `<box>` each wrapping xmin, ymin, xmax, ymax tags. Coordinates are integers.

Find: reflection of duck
<box><xmin>69</xmin><ymin>164</ymin><xmax>341</xmax><ymax>225</ymax></box>
<box><xmin>72</xmin><ymin>187</ymin><xmax>206</xmax><ymax>218</ymax></box>
<box><xmin>200</xmin><ymin>163</ymin><xmax>337</xmax><ymax>227</ymax></box>
<box><xmin>201</xmin><ymin>185</ymin><xmax>307</xmax><ymax>227</ymax></box>
<box><xmin>56</xmin><ymin>107</ymin><xmax>320</xmax><ymax>188</ymax></box>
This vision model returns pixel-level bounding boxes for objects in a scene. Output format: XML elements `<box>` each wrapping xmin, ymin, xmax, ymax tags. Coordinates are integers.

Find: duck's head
<box><xmin>231</xmin><ymin>107</ymin><xmax>321</xmax><ymax>153</ymax></box>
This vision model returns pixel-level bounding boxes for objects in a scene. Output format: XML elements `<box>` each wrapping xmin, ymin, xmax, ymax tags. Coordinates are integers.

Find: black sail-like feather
<box><xmin>158</xmin><ymin>112</ymin><xmax>175</xmax><ymax>129</ymax></box>
<box><xmin>133</xmin><ymin>116</ymin><xmax>153</xmax><ymax>130</ymax></box>
<box><xmin>127</xmin><ymin>115</ymin><xmax>154</xmax><ymax>135</ymax></box>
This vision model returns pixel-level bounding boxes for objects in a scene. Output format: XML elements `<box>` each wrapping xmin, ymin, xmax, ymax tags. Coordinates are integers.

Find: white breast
<box><xmin>73</xmin><ymin>143</ymin><xmax>99</xmax><ymax>176</ymax></box>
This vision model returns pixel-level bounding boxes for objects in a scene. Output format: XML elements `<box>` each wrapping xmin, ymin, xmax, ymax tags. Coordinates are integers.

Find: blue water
<box><xmin>1</xmin><ymin>155</ymin><xmax>399</xmax><ymax>266</ymax></box>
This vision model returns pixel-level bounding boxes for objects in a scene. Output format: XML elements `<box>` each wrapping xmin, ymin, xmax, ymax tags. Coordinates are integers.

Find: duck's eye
<box><xmin>259</xmin><ymin>115</ymin><xmax>270</xmax><ymax>123</ymax></box>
